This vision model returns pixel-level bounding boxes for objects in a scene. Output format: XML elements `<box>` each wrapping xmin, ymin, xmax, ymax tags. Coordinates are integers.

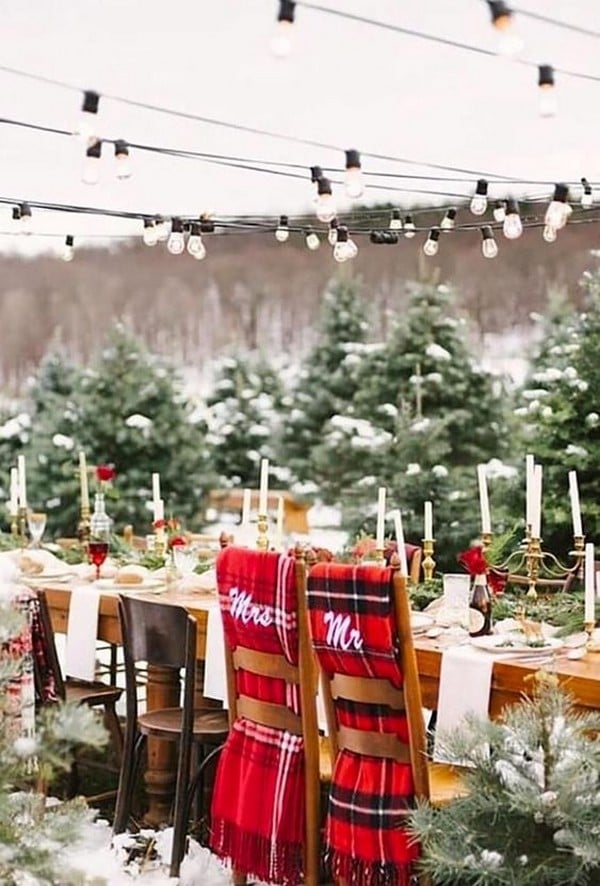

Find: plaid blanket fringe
<box><xmin>210</xmin><ymin>547</ymin><xmax>306</xmax><ymax>885</ymax></box>
<box><xmin>327</xmin><ymin>848</ymin><xmax>414</xmax><ymax>886</ymax></box>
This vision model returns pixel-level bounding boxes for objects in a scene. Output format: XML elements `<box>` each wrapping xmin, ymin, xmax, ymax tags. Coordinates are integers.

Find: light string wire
<box><xmin>512</xmin><ymin>6</ymin><xmax>600</xmax><ymax>40</ymax></box>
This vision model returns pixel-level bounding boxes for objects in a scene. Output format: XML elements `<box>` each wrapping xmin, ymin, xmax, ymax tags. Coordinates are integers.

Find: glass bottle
<box><xmin>90</xmin><ymin>492</ymin><xmax>112</xmax><ymax>540</ymax></box>
<box><xmin>469</xmin><ymin>573</ymin><xmax>493</xmax><ymax>637</ymax></box>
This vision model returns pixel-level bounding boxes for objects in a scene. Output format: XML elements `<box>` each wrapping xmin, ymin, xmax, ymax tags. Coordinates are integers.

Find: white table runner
<box><xmin>65</xmin><ymin>587</ymin><xmax>101</xmax><ymax>682</ymax></box>
<box><xmin>433</xmin><ymin>644</ymin><xmax>493</xmax><ymax>763</ymax></box>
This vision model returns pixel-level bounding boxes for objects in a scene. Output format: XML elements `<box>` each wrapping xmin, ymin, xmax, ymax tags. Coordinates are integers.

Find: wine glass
<box><xmin>27</xmin><ymin>511</ymin><xmax>47</xmax><ymax>548</ymax></box>
<box><xmin>173</xmin><ymin>544</ymin><xmax>198</xmax><ymax>585</ymax></box>
<box><xmin>89</xmin><ymin>540</ymin><xmax>109</xmax><ymax>581</ymax></box>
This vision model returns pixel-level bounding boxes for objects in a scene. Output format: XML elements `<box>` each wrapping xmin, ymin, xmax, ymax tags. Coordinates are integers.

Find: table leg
<box><xmin>143</xmin><ymin>664</ymin><xmax>180</xmax><ymax>826</ymax></box>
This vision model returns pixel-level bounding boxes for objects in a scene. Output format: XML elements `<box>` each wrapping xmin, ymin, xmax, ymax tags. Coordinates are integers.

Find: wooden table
<box><xmin>46</xmin><ymin>585</ymin><xmax>600</xmax><ymax>822</ymax></box>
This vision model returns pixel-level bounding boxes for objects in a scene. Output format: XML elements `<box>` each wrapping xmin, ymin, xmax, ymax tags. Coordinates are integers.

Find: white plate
<box><xmin>96</xmin><ymin>578</ymin><xmax>166</xmax><ymax>593</ymax></box>
<box><xmin>20</xmin><ymin>571</ymin><xmax>73</xmax><ymax>583</ymax></box>
<box><xmin>471</xmin><ymin>634</ymin><xmax>563</xmax><ymax>655</ymax></box>
<box><xmin>411</xmin><ymin>612</ymin><xmax>434</xmax><ymax>631</ymax></box>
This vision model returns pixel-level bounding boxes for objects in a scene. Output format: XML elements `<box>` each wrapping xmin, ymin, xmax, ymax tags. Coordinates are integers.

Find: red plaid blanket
<box><xmin>308</xmin><ymin>561</ymin><xmax>420</xmax><ymax>886</ymax></box>
<box><xmin>210</xmin><ymin>546</ymin><xmax>305</xmax><ymax>885</ymax></box>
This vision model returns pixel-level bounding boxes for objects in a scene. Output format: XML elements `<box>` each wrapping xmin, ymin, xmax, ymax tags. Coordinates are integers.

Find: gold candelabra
<box><xmin>422</xmin><ymin>538</ymin><xmax>436</xmax><ymax>582</ymax></box>
<box><xmin>490</xmin><ymin>527</ymin><xmax>585</xmax><ymax>600</ymax></box>
<box><xmin>584</xmin><ymin>621</ymin><xmax>600</xmax><ymax>656</ymax></box>
<box><xmin>256</xmin><ymin>513</ymin><xmax>269</xmax><ymax>551</ymax></box>
<box><xmin>17</xmin><ymin>506</ymin><xmax>28</xmax><ymax>547</ymax></box>
<box><xmin>78</xmin><ymin>504</ymin><xmax>90</xmax><ymax>545</ymax></box>
<box><xmin>10</xmin><ymin>510</ymin><xmax>19</xmax><ymax>542</ymax></box>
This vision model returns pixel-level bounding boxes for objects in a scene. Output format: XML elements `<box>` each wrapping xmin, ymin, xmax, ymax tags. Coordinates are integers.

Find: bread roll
<box><xmin>115</xmin><ymin>565</ymin><xmax>146</xmax><ymax>586</ymax></box>
<box><xmin>19</xmin><ymin>555</ymin><xmax>44</xmax><ymax>576</ymax></box>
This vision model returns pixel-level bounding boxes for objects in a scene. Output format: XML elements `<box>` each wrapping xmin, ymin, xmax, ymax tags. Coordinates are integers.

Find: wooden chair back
<box><xmin>220</xmin><ymin>552</ymin><xmax>320</xmax><ymax>886</ymax></box>
<box><xmin>33</xmin><ymin>589</ymin><xmax>67</xmax><ymax>702</ymax></box>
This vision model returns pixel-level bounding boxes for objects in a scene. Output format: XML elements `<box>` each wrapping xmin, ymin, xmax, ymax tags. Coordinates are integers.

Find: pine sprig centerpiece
<box><xmin>409</xmin><ymin>674</ymin><xmax>600</xmax><ymax>885</ymax></box>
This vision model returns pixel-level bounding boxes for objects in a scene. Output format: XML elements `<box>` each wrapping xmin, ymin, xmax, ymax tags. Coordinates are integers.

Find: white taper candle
<box><xmin>258</xmin><ymin>458</ymin><xmax>269</xmax><ymax>515</ymax></box>
<box><xmin>477</xmin><ymin>464</ymin><xmax>491</xmax><ymax>534</ymax></box>
<box><xmin>9</xmin><ymin>467</ymin><xmax>18</xmax><ymax>515</ymax></box>
<box><xmin>525</xmin><ymin>453</ymin><xmax>534</xmax><ymax>529</ymax></box>
<box><xmin>17</xmin><ymin>455</ymin><xmax>27</xmax><ymax>510</ymax></box>
<box><xmin>393</xmin><ymin>509</ymin><xmax>409</xmax><ymax>577</ymax></box>
<box><xmin>79</xmin><ymin>451</ymin><xmax>90</xmax><ymax>511</ymax></box>
<box><xmin>424</xmin><ymin>500</ymin><xmax>433</xmax><ymax>540</ymax></box>
<box><xmin>241</xmin><ymin>488</ymin><xmax>251</xmax><ymax>526</ymax></box>
<box><xmin>568</xmin><ymin>470</ymin><xmax>583</xmax><ymax>538</ymax></box>
<box><xmin>584</xmin><ymin>542</ymin><xmax>595</xmax><ymax>624</ymax></box>
<box><xmin>531</xmin><ymin>463</ymin><xmax>543</xmax><ymax>539</ymax></box>
<box><xmin>376</xmin><ymin>487</ymin><xmax>386</xmax><ymax>550</ymax></box>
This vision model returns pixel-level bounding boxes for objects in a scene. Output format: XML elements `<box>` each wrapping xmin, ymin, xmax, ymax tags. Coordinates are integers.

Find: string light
<box><xmin>272</xmin><ymin>0</ymin><xmax>296</xmax><ymax>58</ymax></box>
<box><xmin>487</xmin><ymin>1</ymin><xmax>523</xmax><ymax>56</ymax></box>
<box><xmin>200</xmin><ymin>217</ymin><xmax>215</xmax><ymax>234</ymax></box>
<box><xmin>344</xmin><ymin>149</ymin><xmax>364</xmax><ymax>199</ymax></box>
<box><xmin>82</xmin><ymin>140</ymin><xmax>101</xmax><ymax>185</ymax></box>
<box><xmin>18</xmin><ymin>202</ymin><xmax>32</xmax><ymax>233</ymax></box>
<box><xmin>62</xmin><ymin>235</ymin><xmax>75</xmax><ymax>262</ymax></box>
<box><xmin>389</xmin><ymin>209</ymin><xmax>402</xmax><ymax>231</ymax></box>
<box><xmin>142</xmin><ymin>219</ymin><xmax>158</xmax><ymax>246</ymax></box>
<box><xmin>167</xmin><ymin>217</ymin><xmax>185</xmax><ymax>255</ymax></box>
<box><xmin>370</xmin><ymin>230</ymin><xmax>398</xmax><ymax>245</ymax></box>
<box><xmin>543</xmin><ymin>224</ymin><xmax>557</xmax><ymax>243</ymax></box>
<box><xmin>470</xmin><ymin>178</ymin><xmax>488</xmax><ymax>215</ymax></box>
<box><xmin>503</xmin><ymin>199</ymin><xmax>523</xmax><ymax>239</ymax></box>
<box><xmin>155</xmin><ymin>218</ymin><xmax>170</xmax><ymax>242</ymax></box>
<box><xmin>423</xmin><ymin>226</ymin><xmax>440</xmax><ymax>256</ymax></box>
<box><xmin>440</xmin><ymin>208</ymin><xmax>457</xmax><ymax>231</ymax></box>
<box><xmin>114</xmin><ymin>140</ymin><xmax>132</xmax><ymax>179</ymax></box>
<box><xmin>75</xmin><ymin>90</ymin><xmax>99</xmax><ymax>143</ymax></box>
<box><xmin>275</xmin><ymin>214</ymin><xmax>290</xmax><ymax>242</ymax></box>
<box><xmin>404</xmin><ymin>214</ymin><xmax>416</xmax><ymax>238</ymax></box>
<box><xmin>544</xmin><ymin>183</ymin><xmax>571</xmax><ymax>230</ymax></box>
<box><xmin>333</xmin><ymin>225</ymin><xmax>357</xmax><ymax>261</ymax></box>
<box><xmin>538</xmin><ymin>65</ymin><xmax>557</xmax><ymax>117</ymax></box>
<box><xmin>493</xmin><ymin>200</ymin><xmax>507</xmax><ymax>222</ymax></box>
<box><xmin>187</xmin><ymin>222</ymin><xmax>206</xmax><ymax>259</ymax></box>
<box><xmin>481</xmin><ymin>225</ymin><xmax>498</xmax><ymax>258</ymax></box>
<box><xmin>305</xmin><ymin>228</ymin><xmax>320</xmax><ymax>250</ymax></box>
<box><xmin>581</xmin><ymin>178</ymin><xmax>593</xmax><ymax>209</ymax></box>
<box><xmin>328</xmin><ymin>218</ymin><xmax>338</xmax><ymax>245</ymax></box>
<box><xmin>314</xmin><ymin>176</ymin><xmax>336</xmax><ymax>223</ymax></box>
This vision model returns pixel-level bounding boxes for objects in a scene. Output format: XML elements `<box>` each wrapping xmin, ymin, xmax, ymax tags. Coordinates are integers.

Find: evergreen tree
<box><xmin>205</xmin><ymin>354</ymin><xmax>284</xmax><ymax>487</ymax></box>
<box><xmin>280</xmin><ymin>277</ymin><xmax>370</xmax><ymax>485</ymax></box>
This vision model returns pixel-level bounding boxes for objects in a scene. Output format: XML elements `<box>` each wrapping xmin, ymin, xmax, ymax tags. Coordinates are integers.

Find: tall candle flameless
<box><xmin>258</xmin><ymin>458</ymin><xmax>269</xmax><ymax>515</ymax></box>
<box><xmin>424</xmin><ymin>500</ymin><xmax>433</xmax><ymax>540</ymax></box>
<box><xmin>568</xmin><ymin>470</ymin><xmax>583</xmax><ymax>537</ymax></box>
<box><xmin>79</xmin><ymin>451</ymin><xmax>90</xmax><ymax>511</ymax></box>
<box><xmin>584</xmin><ymin>542</ymin><xmax>595</xmax><ymax>625</ymax></box>
<box><xmin>477</xmin><ymin>464</ymin><xmax>491</xmax><ymax>534</ymax></box>
<box><xmin>525</xmin><ymin>453</ymin><xmax>534</xmax><ymax>529</ymax></box>
<box><xmin>531</xmin><ymin>464</ymin><xmax>543</xmax><ymax>539</ymax></box>
<box><xmin>17</xmin><ymin>455</ymin><xmax>27</xmax><ymax>509</ymax></box>
<box><xmin>393</xmin><ymin>509</ymin><xmax>409</xmax><ymax>576</ymax></box>
<box><xmin>9</xmin><ymin>468</ymin><xmax>18</xmax><ymax>515</ymax></box>
<box><xmin>151</xmin><ymin>472</ymin><xmax>161</xmax><ymax>520</ymax></box>
<box><xmin>154</xmin><ymin>498</ymin><xmax>164</xmax><ymax>524</ymax></box>
<box><xmin>376</xmin><ymin>487</ymin><xmax>386</xmax><ymax>550</ymax></box>
<box><xmin>241</xmin><ymin>488</ymin><xmax>251</xmax><ymax>525</ymax></box>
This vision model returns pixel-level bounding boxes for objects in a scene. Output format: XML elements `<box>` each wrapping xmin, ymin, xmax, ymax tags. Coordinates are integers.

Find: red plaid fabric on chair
<box><xmin>307</xmin><ymin>562</ymin><xmax>422</xmax><ymax>886</ymax></box>
<box><xmin>210</xmin><ymin>546</ymin><xmax>320</xmax><ymax>886</ymax></box>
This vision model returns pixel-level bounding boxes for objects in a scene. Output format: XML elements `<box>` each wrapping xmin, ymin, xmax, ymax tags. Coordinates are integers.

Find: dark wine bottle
<box><xmin>469</xmin><ymin>573</ymin><xmax>493</xmax><ymax>637</ymax></box>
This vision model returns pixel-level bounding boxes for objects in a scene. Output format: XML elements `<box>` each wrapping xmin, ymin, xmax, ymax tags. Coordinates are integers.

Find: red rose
<box><xmin>153</xmin><ymin>519</ymin><xmax>166</xmax><ymax>530</ymax></box>
<box><xmin>168</xmin><ymin>535</ymin><xmax>187</xmax><ymax>549</ymax></box>
<box><xmin>457</xmin><ymin>546</ymin><xmax>488</xmax><ymax>576</ymax></box>
<box><xmin>96</xmin><ymin>464</ymin><xmax>116</xmax><ymax>483</ymax></box>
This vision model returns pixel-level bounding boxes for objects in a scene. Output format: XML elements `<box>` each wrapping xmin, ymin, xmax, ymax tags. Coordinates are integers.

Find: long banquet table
<box><xmin>45</xmin><ymin>583</ymin><xmax>600</xmax><ymax>824</ymax></box>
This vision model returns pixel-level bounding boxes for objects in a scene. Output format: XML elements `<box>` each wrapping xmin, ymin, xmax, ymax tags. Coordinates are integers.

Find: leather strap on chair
<box><xmin>237</xmin><ymin>694</ymin><xmax>303</xmax><ymax>735</ymax></box>
<box><xmin>337</xmin><ymin>725</ymin><xmax>411</xmax><ymax>763</ymax></box>
<box><xmin>330</xmin><ymin>673</ymin><xmax>405</xmax><ymax>709</ymax></box>
<box><xmin>233</xmin><ymin>646</ymin><xmax>299</xmax><ymax>683</ymax></box>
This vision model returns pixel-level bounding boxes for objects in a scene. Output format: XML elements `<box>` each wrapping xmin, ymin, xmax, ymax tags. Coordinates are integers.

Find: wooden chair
<box><xmin>214</xmin><ymin>549</ymin><xmax>321</xmax><ymax>886</ymax></box>
<box><xmin>34</xmin><ymin>588</ymin><xmax>124</xmax><ymax>801</ymax></box>
<box><xmin>113</xmin><ymin>595</ymin><xmax>229</xmax><ymax>878</ymax></box>
<box><xmin>406</xmin><ymin>543</ymin><xmax>422</xmax><ymax>584</ymax></box>
<box><xmin>308</xmin><ymin>564</ymin><xmax>467</xmax><ymax>885</ymax></box>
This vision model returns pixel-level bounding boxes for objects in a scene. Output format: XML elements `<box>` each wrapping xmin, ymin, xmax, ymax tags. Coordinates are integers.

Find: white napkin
<box><xmin>202</xmin><ymin>602</ymin><xmax>228</xmax><ymax>708</ymax></box>
<box><xmin>65</xmin><ymin>587</ymin><xmax>101</xmax><ymax>681</ymax></box>
<box><xmin>433</xmin><ymin>644</ymin><xmax>493</xmax><ymax>763</ymax></box>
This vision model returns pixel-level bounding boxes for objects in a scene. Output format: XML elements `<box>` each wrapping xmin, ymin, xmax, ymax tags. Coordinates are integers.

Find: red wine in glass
<box><xmin>89</xmin><ymin>541</ymin><xmax>109</xmax><ymax>580</ymax></box>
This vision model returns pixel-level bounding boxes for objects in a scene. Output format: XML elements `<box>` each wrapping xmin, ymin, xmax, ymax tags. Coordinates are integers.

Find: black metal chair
<box><xmin>113</xmin><ymin>595</ymin><xmax>229</xmax><ymax>877</ymax></box>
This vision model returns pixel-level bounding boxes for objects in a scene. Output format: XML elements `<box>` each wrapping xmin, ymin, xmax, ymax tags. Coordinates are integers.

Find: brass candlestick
<box><xmin>10</xmin><ymin>511</ymin><xmax>19</xmax><ymax>541</ymax></box>
<box><xmin>375</xmin><ymin>548</ymin><xmax>386</xmax><ymax>568</ymax></box>
<box><xmin>481</xmin><ymin>531</ymin><xmax>492</xmax><ymax>552</ymax></box>
<box><xmin>422</xmin><ymin>538</ymin><xmax>436</xmax><ymax>582</ymax></box>
<box><xmin>256</xmin><ymin>513</ymin><xmax>269</xmax><ymax>551</ymax></box>
<box><xmin>17</xmin><ymin>506</ymin><xmax>28</xmax><ymax>547</ymax></box>
<box><xmin>584</xmin><ymin>621</ymin><xmax>600</xmax><ymax>656</ymax></box>
<box><xmin>526</xmin><ymin>535</ymin><xmax>542</xmax><ymax>599</ymax></box>
<box><xmin>154</xmin><ymin>526</ymin><xmax>167</xmax><ymax>559</ymax></box>
<box><xmin>78</xmin><ymin>504</ymin><xmax>91</xmax><ymax>545</ymax></box>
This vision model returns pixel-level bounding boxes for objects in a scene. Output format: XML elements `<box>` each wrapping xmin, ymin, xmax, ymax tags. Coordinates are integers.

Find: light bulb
<box><xmin>544</xmin><ymin>184</ymin><xmax>571</xmax><ymax>230</ymax></box>
<box><xmin>440</xmin><ymin>208</ymin><xmax>456</xmax><ymax>231</ymax></box>
<box><xmin>75</xmin><ymin>90</ymin><xmax>100</xmax><ymax>143</ymax></box>
<box><xmin>488</xmin><ymin>2</ymin><xmax>523</xmax><ymax>56</ymax></box>
<box><xmin>142</xmin><ymin>219</ymin><xmax>158</xmax><ymax>246</ymax></box>
<box><xmin>155</xmin><ymin>218</ymin><xmax>171</xmax><ymax>242</ymax></box>
<box><xmin>481</xmin><ymin>226</ymin><xmax>498</xmax><ymax>259</ymax></box>
<box><xmin>538</xmin><ymin>66</ymin><xmax>557</xmax><ymax>117</ymax></box>
<box><xmin>271</xmin><ymin>0</ymin><xmax>295</xmax><ymax>57</ymax></box>
<box><xmin>403</xmin><ymin>214</ymin><xmax>416</xmax><ymax>238</ymax></box>
<box><xmin>470</xmin><ymin>179</ymin><xmax>488</xmax><ymax>216</ymax></box>
<box><xmin>503</xmin><ymin>200</ymin><xmax>522</xmax><ymax>239</ymax></box>
<box><xmin>305</xmin><ymin>230</ymin><xmax>320</xmax><ymax>251</ymax></box>
<box><xmin>344</xmin><ymin>149</ymin><xmax>364</xmax><ymax>199</ymax></box>
<box><xmin>423</xmin><ymin>227</ymin><xmax>440</xmax><ymax>257</ymax></box>
<box><xmin>328</xmin><ymin>219</ymin><xmax>338</xmax><ymax>245</ymax></box>
<box><xmin>581</xmin><ymin>178</ymin><xmax>593</xmax><ymax>209</ymax></box>
<box><xmin>493</xmin><ymin>200</ymin><xmax>506</xmax><ymax>223</ymax></box>
<box><xmin>543</xmin><ymin>225</ymin><xmax>557</xmax><ymax>243</ymax></box>
<box><xmin>114</xmin><ymin>140</ymin><xmax>131</xmax><ymax>180</ymax></box>
<box><xmin>82</xmin><ymin>139</ymin><xmax>102</xmax><ymax>185</ymax></box>
<box><xmin>315</xmin><ymin>176</ymin><xmax>336</xmax><ymax>223</ymax></box>
<box><xmin>62</xmin><ymin>235</ymin><xmax>75</xmax><ymax>262</ymax></box>
<box><xmin>167</xmin><ymin>219</ymin><xmax>185</xmax><ymax>255</ymax></box>
<box><xmin>275</xmin><ymin>215</ymin><xmax>289</xmax><ymax>242</ymax></box>
<box><xmin>345</xmin><ymin>236</ymin><xmax>358</xmax><ymax>259</ymax></box>
<box><xmin>389</xmin><ymin>210</ymin><xmax>402</xmax><ymax>231</ymax></box>
<box><xmin>187</xmin><ymin>223</ymin><xmax>206</xmax><ymax>259</ymax></box>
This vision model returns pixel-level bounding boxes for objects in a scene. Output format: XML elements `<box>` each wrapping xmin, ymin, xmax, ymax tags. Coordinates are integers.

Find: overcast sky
<box><xmin>0</xmin><ymin>0</ymin><xmax>597</xmax><ymax>253</ymax></box>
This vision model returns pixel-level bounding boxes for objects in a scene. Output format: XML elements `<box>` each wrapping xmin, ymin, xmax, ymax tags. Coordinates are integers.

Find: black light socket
<box><xmin>114</xmin><ymin>139</ymin><xmax>129</xmax><ymax>158</ymax></box>
<box><xmin>538</xmin><ymin>65</ymin><xmax>554</xmax><ymax>87</ymax></box>
<box><xmin>428</xmin><ymin>227</ymin><xmax>441</xmax><ymax>242</ymax></box>
<box><xmin>86</xmin><ymin>140</ymin><xmax>102</xmax><ymax>159</ymax></box>
<box><xmin>279</xmin><ymin>214</ymin><xmax>289</xmax><ymax>226</ymax></box>
<box><xmin>481</xmin><ymin>226</ymin><xmax>494</xmax><ymax>241</ymax></box>
<box><xmin>278</xmin><ymin>0</ymin><xmax>295</xmax><ymax>23</ymax></box>
<box><xmin>582</xmin><ymin>178</ymin><xmax>592</xmax><ymax>195</ymax></box>
<box><xmin>82</xmin><ymin>90</ymin><xmax>100</xmax><ymax>114</ymax></box>
<box><xmin>317</xmin><ymin>177</ymin><xmax>333</xmax><ymax>196</ymax></box>
<box><xmin>171</xmin><ymin>217</ymin><xmax>184</xmax><ymax>234</ymax></box>
<box><xmin>506</xmin><ymin>198</ymin><xmax>520</xmax><ymax>215</ymax></box>
<box><xmin>65</xmin><ymin>235</ymin><xmax>74</xmax><ymax>248</ymax></box>
<box><xmin>190</xmin><ymin>222</ymin><xmax>202</xmax><ymax>237</ymax></box>
<box><xmin>345</xmin><ymin>149</ymin><xmax>361</xmax><ymax>170</ymax></box>
<box><xmin>310</xmin><ymin>165</ymin><xmax>324</xmax><ymax>182</ymax></box>
<box><xmin>488</xmin><ymin>1</ymin><xmax>512</xmax><ymax>24</ymax></box>
<box><xmin>370</xmin><ymin>231</ymin><xmax>384</xmax><ymax>244</ymax></box>
<box><xmin>552</xmin><ymin>183</ymin><xmax>569</xmax><ymax>203</ymax></box>
<box><xmin>475</xmin><ymin>178</ymin><xmax>488</xmax><ymax>196</ymax></box>
<box><xmin>336</xmin><ymin>225</ymin><xmax>349</xmax><ymax>243</ymax></box>
<box><xmin>200</xmin><ymin>218</ymin><xmax>215</xmax><ymax>233</ymax></box>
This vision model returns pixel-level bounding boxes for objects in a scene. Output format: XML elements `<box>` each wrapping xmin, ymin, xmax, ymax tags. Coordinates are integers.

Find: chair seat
<box><xmin>138</xmin><ymin>707</ymin><xmax>229</xmax><ymax>741</ymax></box>
<box><xmin>66</xmin><ymin>679</ymin><xmax>122</xmax><ymax>708</ymax></box>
